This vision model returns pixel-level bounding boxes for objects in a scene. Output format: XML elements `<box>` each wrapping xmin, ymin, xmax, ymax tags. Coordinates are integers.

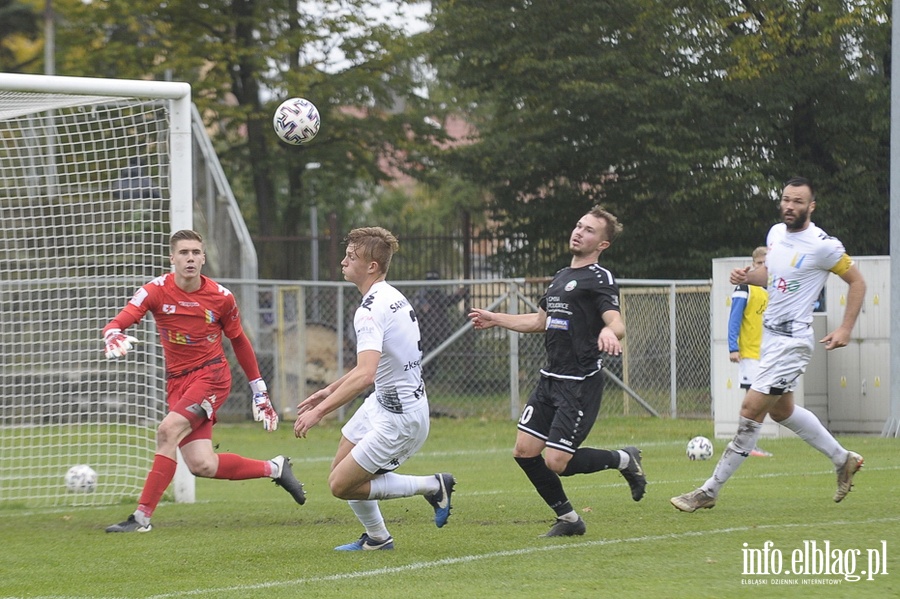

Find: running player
<box><xmin>294</xmin><ymin>226</ymin><xmax>454</xmax><ymax>550</ymax></box>
<box><xmin>468</xmin><ymin>206</ymin><xmax>646</xmax><ymax>537</ymax></box>
<box><xmin>672</xmin><ymin>177</ymin><xmax>866</xmax><ymax>512</ymax></box>
<box><xmin>104</xmin><ymin>230</ymin><xmax>305</xmax><ymax>533</ymax></box>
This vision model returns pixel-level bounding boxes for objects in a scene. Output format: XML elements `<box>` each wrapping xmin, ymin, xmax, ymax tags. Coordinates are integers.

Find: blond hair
<box><xmin>345</xmin><ymin>227</ymin><xmax>399</xmax><ymax>274</ymax></box>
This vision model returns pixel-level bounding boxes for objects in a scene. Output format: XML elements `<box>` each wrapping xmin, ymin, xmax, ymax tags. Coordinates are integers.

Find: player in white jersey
<box><xmin>672</xmin><ymin>177</ymin><xmax>866</xmax><ymax>512</ymax></box>
<box><xmin>294</xmin><ymin>227</ymin><xmax>455</xmax><ymax>550</ymax></box>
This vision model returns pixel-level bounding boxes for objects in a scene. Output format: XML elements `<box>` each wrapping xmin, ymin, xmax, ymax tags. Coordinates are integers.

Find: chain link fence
<box><xmin>218</xmin><ymin>278</ymin><xmax>712</xmax><ymax>422</ymax></box>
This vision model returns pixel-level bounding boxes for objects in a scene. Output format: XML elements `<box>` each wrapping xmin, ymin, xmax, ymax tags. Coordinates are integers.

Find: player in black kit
<box><xmin>469</xmin><ymin>206</ymin><xmax>646</xmax><ymax>537</ymax></box>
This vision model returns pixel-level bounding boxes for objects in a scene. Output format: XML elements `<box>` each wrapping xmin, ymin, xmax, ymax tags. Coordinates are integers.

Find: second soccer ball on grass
<box><xmin>64</xmin><ymin>464</ymin><xmax>98</xmax><ymax>493</ymax></box>
<box><xmin>686</xmin><ymin>436</ymin><xmax>714</xmax><ymax>461</ymax></box>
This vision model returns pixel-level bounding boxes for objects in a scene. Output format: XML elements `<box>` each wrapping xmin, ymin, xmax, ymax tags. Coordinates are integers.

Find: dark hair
<box><xmin>785</xmin><ymin>177</ymin><xmax>815</xmax><ymax>201</ymax></box>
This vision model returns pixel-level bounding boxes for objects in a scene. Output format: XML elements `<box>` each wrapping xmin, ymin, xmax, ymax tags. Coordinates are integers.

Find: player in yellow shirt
<box><xmin>727</xmin><ymin>247</ymin><xmax>771</xmax><ymax>457</ymax></box>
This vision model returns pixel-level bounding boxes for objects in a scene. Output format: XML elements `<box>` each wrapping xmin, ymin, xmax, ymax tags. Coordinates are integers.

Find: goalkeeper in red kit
<box><xmin>103</xmin><ymin>230</ymin><xmax>306</xmax><ymax>533</ymax></box>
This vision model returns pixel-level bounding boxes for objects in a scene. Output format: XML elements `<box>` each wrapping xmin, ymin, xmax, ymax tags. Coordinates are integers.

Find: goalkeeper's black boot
<box><xmin>106</xmin><ymin>514</ymin><xmax>152</xmax><ymax>533</ymax></box>
<box><xmin>272</xmin><ymin>455</ymin><xmax>306</xmax><ymax>505</ymax></box>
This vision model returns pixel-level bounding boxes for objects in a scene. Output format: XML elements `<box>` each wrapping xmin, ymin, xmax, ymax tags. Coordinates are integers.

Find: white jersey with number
<box><xmin>354</xmin><ymin>280</ymin><xmax>426</xmax><ymax>414</ymax></box>
<box><xmin>764</xmin><ymin>222</ymin><xmax>853</xmax><ymax>335</ymax></box>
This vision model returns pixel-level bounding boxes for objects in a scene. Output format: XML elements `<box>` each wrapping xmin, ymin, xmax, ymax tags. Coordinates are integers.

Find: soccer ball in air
<box><xmin>273</xmin><ymin>97</ymin><xmax>321</xmax><ymax>145</ymax></box>
<box><xmin>64</xmin><ymin>465</ymin><xmax>97</xmax><ymax>493</ymax></box>
<box><xmin>686</xmin><ymin>436</ymin><xmax>714</xmax><ymax>461</ymax></box>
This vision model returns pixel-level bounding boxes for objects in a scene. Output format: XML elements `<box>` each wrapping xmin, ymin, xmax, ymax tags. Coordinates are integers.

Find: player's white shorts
<box><xmin>738</xmin><ymin>358</ymin><xmax>760</xmax><ymax>389</ymax></box>
<box><xmin>342</xmin><ymin>393</ymin><xmax>430</xmax><ymax>474</ymax></box>
<box><xmin>750</xmin><ymin>329</ymin><xmax>814</xmax><ymax>396</ymax></box>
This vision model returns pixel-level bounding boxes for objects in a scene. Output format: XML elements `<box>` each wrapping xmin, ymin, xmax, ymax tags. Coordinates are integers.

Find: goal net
<box><xmin>0</xmin><ymin>74</ymin><xmax>193</xmax><ymax>507</ymax></box>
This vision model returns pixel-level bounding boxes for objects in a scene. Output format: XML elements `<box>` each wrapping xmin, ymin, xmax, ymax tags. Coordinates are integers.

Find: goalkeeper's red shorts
<box><xmin>166</xmin><ymin>359</ymin><xmax>232</xmax><ymax>444</ymax></box>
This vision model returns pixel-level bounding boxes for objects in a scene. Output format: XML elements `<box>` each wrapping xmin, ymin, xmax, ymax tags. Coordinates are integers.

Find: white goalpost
<box><xmin>0</xmin><ymin>73</ymin><xmax>195</xmax><ymax>507</ymax></box>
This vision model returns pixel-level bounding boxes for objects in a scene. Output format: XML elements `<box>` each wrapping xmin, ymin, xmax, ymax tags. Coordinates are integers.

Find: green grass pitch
<box><xmin>1</xmin><ymin>417</ymin><xmax>897</xmax><ymax>598</ymax></box>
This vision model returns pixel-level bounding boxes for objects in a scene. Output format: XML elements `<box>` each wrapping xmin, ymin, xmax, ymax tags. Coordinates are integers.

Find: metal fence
<box><xmin>217</xmin><ymin>277</ymin><xmax>712</xmax><ymax>422</ymax></box>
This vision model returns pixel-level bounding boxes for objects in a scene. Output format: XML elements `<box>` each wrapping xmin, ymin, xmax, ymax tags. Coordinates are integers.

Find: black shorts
<box><xmin>517</xmin><ymin>373</ymin><xmax>605</xmax><ymax>454</ymax></box>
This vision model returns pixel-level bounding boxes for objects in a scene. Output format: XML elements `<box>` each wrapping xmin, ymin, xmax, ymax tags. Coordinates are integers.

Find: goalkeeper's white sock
<box><xmin>368</xmin><ymin>473</ymin><xmax>438</xmax><ymax>500</ymax></box>
<box><xmin>347</xmin><ymin>499</ymin><xmax>390</xmax><ymax>541</ymax></box>
<box><xmin>778</xmin><ymin>406</ymin><xmax>847</xmax><ymax>467</ymax></box>
<box><xmin>133</xmin><ymin>510</ymin><xmax>151</xmax><ymax>527</ymax></box>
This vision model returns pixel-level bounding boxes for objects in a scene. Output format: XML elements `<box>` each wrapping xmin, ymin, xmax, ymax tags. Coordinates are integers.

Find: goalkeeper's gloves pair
<box><xmin>103</xmin><ymin>329</ymin><xmax>139</xmax><ymax>359</ymax></box>
<box><xmin>250</xmin><ymin>378</ymin><xmax>279</xmax><ymax>432</ymax></box>
<box><xmin>103</xmin><ymin>330</ymin><xmax>278</xmax><ymax>432</ymax></box>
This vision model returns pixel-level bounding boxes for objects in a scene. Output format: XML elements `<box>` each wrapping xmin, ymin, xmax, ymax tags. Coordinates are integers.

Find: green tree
<box><xmin>428</xmin><ymin>0</ymin><xmax>890</xmax><ymax>278</ymax></box>
<box><xmin>0</xmin><ymin>0</ymin><xmax>40</xmax><ymax>72</ymax></box>
<box><xmin>48</xmin><ymin>0</ymin><xmax>444</xmax><ymax>278</ymax></box>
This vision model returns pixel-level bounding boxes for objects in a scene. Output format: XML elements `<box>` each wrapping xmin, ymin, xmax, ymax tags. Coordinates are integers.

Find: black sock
<box><xmin>561</xmin><ymin>447</ymin><xmax>620</xmax><ymax>477</ymax></box>
<box><xmin>514</xmin><ymin>456</ymin><xmax>572</xmax><ymax>517</ymax></box>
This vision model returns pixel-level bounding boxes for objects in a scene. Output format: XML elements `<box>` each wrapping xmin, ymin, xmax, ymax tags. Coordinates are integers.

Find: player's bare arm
<box><xmin>598</xmin><ymin>309</ymin><xmax>624</xmax><ymax>356</ymax></box>
<box><xmin>294</xmin><ymin>350</ymin><xmax>380</xmax><ymax>438</ymax></box>
<box><xmin>730</xmin><ymin>265</ymin><xmax>767</xmax><ymax>287</ymax></box>
<box><xmin>820</xmin><ymin>265</ymin><xmax>866</xmax><ymax>350</ymax></box>
<box><xmin>297</xmin><ymin>370</ymin><xmax>355</xmax><ymax>416</ymax></box>
<box><xmin>468</xmin><ymin>307</ymin><xmax>546</xmax><ymax>333</ymax></box>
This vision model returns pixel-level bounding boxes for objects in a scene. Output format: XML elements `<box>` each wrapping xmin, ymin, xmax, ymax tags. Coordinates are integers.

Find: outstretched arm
<box><xmin>101</xmin><ymin>310</ymin><xmax>141</xmax><ymax>359</ymax></box>
<box><xmin>468</xmin><ymin>307</ymin><xmax>546</xmax><ymax>333</ymax></box>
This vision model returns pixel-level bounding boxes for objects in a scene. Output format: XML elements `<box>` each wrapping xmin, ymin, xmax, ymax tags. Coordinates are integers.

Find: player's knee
<box><xmin>155</xmin><ymin>422</ymin><xmax>180</xmax><ymax>449</ymax></box>
<box><xmin>187</xmin><ymin>457</ymin><xmax>217</xmax><ymax>478</ymax></box>
<box><xmin>544</xmin><ymin>454</ymin><xmax>569</xmax><ymax>475</ymax></box>
<box><xmin>327</xmin><ymin>475</ymin><xmax>352</xmax><ymax>499</ymax></box>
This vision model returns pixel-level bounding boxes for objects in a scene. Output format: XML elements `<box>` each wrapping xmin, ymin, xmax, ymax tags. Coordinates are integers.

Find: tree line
<box><xmin>1</xmin><ymin>0</ymin><xmax>890</xmax><ymax>279</ymax></box>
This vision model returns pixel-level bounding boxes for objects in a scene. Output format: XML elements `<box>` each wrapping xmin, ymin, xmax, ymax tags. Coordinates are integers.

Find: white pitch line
<box><xmin>9</xmin><ymin>515</ymin><xmax>898</xmax><ymax>599</ymax></box>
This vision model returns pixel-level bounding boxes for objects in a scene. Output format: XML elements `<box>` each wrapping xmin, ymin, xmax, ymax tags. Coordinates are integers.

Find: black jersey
<box><xmin>538</xmin><ymin>263</ymin><xmax>621</xmax><ymax>379</ymax></box>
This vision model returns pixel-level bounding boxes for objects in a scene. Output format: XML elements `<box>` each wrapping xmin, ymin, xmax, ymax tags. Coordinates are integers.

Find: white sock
<box><xmin>778</xmin><ymin>406</ymin><xmax>847</xmax><ymax>467</ymax></box>
<box><xmin>617</xmin><ymin>449</ymin><xmax>630</xmax><ymax>470</ymax></box>
<box><xmin>133</xmin><ymin>510</ymin><xmax>151</xmax><ymax>526</ymax></box>
<box><xmin>347</xmin><ymin>500</ymin><xmax>390</xmax><ymax>541</ymax></box>
<box><xmin>368</xmin><ymin>473</ymin><xmax>438</xmax><ymax>500</ymax></box>
<box><xmin>558</xmin><ymin>510</ymin><xmax>579</xmax><ymax>523</ymax></box>
<box><xmin>702</xmin><ymin>417</ymin><xmax>762</xmax><ymax>497</ymax></box>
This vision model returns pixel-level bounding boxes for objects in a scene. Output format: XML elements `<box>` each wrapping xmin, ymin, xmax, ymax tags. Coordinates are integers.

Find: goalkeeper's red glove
<box><xmin>250</xmin><ymin>378</ymin><xmax>278</xmax><ymax>432</ymax></box>
<box><xmin>103</xmin><ymin>329</ymin><xmax>139</xmax><ymax>359</ymax></box>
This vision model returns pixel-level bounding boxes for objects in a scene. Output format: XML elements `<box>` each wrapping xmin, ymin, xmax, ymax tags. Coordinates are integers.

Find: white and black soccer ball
<box><xmin>273</xmin><ymin>97</ymin><xmax>321</xmax><ymax>145</ymax></box>
<box><xmin>64</xmin><ymin>465</ymin><xmax>97</xmax><ymax>493</ymax></box>
<box><xmin>686</xmin><ymin>436</ymin><xmax>714</xmax><ymax>461</ymax></box>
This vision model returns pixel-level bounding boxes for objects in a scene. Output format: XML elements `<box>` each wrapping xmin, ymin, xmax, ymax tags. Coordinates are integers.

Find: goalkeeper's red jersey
<box><xmin>118</xmin><ymin>273</ymin><xmax>244</xmax><ymax>375</ymax></box>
